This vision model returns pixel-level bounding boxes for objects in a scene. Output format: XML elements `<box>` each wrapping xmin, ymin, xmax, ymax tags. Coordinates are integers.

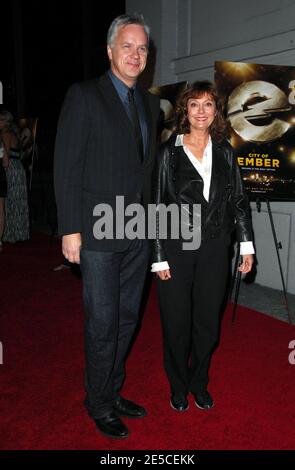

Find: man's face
<box><xmin>107</xmin><ymin>24</ymin><xmax>148</xmax><ymax>87</ymax></box>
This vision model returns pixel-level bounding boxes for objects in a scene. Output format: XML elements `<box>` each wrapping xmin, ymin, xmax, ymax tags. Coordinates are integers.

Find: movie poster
<box><xmin>149</xmin><ymin>82</ymin><xmax>187</xmax><ymax>143</ymax></box>
<box><xmin>215</xmin><ymin>61</ymin><xmax>295</xmax><ymax>200</ymax></box>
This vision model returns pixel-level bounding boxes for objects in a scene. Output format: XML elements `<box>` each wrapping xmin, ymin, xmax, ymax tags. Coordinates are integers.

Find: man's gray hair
<box><xmin>107</xmin><ymin>13</ymin><xmax>150</xmax><ymax>48</ymax></box>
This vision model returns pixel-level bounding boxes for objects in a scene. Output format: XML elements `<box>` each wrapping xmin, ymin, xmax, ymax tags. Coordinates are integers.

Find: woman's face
<box><xmin>186</xmin><ymin>93</ymin><xmax>216</xmax><ymax>132</ymax></box>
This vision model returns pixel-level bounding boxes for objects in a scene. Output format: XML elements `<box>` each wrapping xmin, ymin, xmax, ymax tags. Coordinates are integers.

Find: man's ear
<box><xmin>107</xmin><ymin>45</ymin><xmax>112</xmax><ymax>62</ymax></box>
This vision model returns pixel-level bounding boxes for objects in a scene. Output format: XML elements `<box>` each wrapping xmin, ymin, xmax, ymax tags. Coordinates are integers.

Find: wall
<box><xmin>126</xmin><ymin>0</ymin><xmax>295</xmax><ymax>294</ymax></box>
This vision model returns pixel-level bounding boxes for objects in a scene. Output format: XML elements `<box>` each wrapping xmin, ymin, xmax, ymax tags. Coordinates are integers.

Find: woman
<box><xmin>152</xmin><ymin>81</ymin><xmax>254</xmax><ymax>412</ymax></box>
<box><xmin>0</xmin><ymin>139</ymin><xmax>8</xmax><ymax>251</ymax></box>
<box><xmin>0</xmin><ymin>110</ymin><xmax>30</xmax><ymax>243</ymax></box>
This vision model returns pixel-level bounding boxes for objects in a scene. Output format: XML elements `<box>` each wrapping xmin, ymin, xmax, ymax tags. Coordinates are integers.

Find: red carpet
<box><xmin>1</xmin><ymin>233</ymin><xmax>295</xmax><ymax>450</ymax></box>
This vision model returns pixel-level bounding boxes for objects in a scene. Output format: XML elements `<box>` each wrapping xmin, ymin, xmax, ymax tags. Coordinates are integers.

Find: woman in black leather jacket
<box><xmin>152</xmin><ymin>81</ymin><xmax>254</xmax><ymax>412</ymax></box>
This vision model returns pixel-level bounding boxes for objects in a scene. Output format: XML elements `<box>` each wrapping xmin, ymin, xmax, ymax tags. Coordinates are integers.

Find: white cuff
<box><xmin>151</xmin><ymin>261</ymin><xmax>170</xmax><ymax>272</ymax></box>
<box><xmin>240</xmin><ymin>241</ymin><xmax>255</xmax><ymax>255</ymax></box>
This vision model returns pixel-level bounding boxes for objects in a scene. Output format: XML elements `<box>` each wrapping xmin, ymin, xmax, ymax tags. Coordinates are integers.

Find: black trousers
<box><xmin>80</xmin><ymin>239</ymin><xmax>149</xmax><ymax>419</ymax></box>
<box><xmin>156</xmin><ymin>236</ymin><xmax>230</xmax><ymax>395</ymax></box>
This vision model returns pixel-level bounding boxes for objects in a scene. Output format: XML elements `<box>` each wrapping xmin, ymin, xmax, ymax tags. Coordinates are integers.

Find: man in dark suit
<box><xmin>54</xmin><ymin>14</ymin><xmax>159</xmax><ymax>439</ymax></box>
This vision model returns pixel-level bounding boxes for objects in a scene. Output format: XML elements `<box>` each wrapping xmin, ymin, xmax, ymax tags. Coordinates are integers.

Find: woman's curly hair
<box><xmin>175</xmin><ymin>80</ymin><xmax>229</xmax><ymax>143</ymax></box>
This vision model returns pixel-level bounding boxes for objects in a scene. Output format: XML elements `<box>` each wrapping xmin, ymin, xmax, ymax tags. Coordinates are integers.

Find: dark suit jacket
<box><xmin>54</xmin><ymin>72</ymin><xmax>160</xmax><ymax>251</ymax></box>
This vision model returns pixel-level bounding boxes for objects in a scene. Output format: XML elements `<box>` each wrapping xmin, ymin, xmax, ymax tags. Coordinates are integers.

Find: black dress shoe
<box><xmin>113</xmin><ymin>396</ymin><xmax>147</xmax><ymax>418</ymax></box>
<box><xmin>170</xmin><ymin>394</ymin><xmax>189</xmax><ymax>412</ymax></box>
<box><xmin>194</xmin><ymin>390</ymin><xmax>214</xmax><ymax>410</ymax></box>
<box><xmin>94</xmin><ymin>413</ymin><xmax>129</xmax><ymax>439</ymax></box>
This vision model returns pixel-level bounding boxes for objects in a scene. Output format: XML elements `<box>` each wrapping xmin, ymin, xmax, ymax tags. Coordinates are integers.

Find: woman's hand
<box><xmin>156</xmin><ymin>269</ymin><xmax>171</xmax><ymax>281</ymax></box>
<box><xmin>238</xmin><ymin>254</ymin><xmax>254</xmax><ymax>273</ymax></box>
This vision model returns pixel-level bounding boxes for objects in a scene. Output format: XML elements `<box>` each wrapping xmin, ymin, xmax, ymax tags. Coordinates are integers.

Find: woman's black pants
<box><xmin>156</xmin><ymin>236</ymin><xmax>230</xmax><ymax>395</ymax></box>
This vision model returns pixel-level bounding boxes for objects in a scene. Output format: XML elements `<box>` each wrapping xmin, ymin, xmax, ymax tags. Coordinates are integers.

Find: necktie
<box><xmin>128</xmin><ymin>88</ymin><xmax>144</xmax><ymax>162</ymax></box>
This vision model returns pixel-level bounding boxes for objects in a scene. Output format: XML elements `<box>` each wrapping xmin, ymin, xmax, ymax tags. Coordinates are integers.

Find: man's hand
<box><xmin>62</xmin><ymin>233</ymin><xmax>82</xmax><ymax>264</ymax></box>
<box><xmin>238</xmin><ymin>254</ymin><xmax>254</xmax><ymax>274</ymax></box>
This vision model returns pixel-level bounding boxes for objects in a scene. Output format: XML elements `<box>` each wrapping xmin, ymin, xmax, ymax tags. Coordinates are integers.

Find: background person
<box><xmin>0</xmin><ymin>140</ymin><xmax>8</xmax><ymax>252</ymax></box>
<box><xmin>0</xmin><ymin>110</ymin><xmax>30</xmax><ymax>244</ymax></box>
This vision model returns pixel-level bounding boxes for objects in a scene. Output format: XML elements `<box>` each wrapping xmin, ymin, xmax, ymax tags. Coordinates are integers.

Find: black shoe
<box><xmin>170</xmin><ymin>394</ymin><xmax>189</xmax><ymax>412</ymax></box>
<box><xmin>94</xmin><ymin>413</ymin><xmax>129</xmax><ymax>439</ymax></box>
<box><xmin>113</xmin><ymin>396</ymin><xmax>147</xmax><ymax>418</ymax></box>
<box><xmin>194</xmin><ymin>390</ymin><xmax>214</xmax><ymax>410</ymax></box>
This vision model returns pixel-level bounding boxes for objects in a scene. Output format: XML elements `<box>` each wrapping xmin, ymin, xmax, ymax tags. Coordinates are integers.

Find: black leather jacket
<box><xmin>152</xmin><ymin>134</ymin><xmax>253</xmax><ymax>264</ymax></box>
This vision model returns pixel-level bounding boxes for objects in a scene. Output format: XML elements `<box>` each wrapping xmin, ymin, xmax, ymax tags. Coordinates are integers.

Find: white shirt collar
<box><xmin>175</xmin><ymin>134</ymin><xmax>212</xmax><ymax>151</ymax></box>
<box><xmin>175</xmin><ymin>134</ymin><xmax>212</xmax><ymax>202</ymax></box>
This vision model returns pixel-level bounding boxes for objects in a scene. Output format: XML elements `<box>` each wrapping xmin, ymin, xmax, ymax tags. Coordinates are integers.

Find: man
<box><xmin>54</xmin><ymin>14</ymin><xmax>159</xmax><ymax>439</ymax></box>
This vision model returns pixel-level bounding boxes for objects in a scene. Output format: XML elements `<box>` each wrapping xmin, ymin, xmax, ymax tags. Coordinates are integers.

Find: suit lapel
<box><xmin>98</xmin><ymin>74</ymin><xmax>151</xmax><ymax>167</ymax></box>
<box><xmin>137</xmin><ymin>88</ymin><xmax>153</xmax><ymax>166</ymax></box>
<box><xmin>98</xmin><ymin>74</ymin><xmax>142</xmax><ymax>161</ymax></box>
<box><xmin>208</xmin><ymin>142</ymin><xmax>227</xmax><ymax>203</ymax></box>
